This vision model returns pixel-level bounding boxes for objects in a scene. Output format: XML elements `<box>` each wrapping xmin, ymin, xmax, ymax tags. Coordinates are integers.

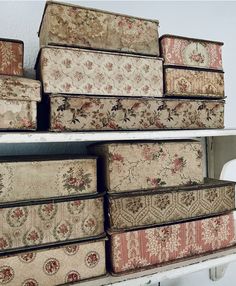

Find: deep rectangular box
<box><xmin>0</xmin><ymin>38</ymin><xmax>24</xmax><ymax>76</ymax></box>
<box><xmin>36</xmin><ymin>46</ymin><xmax>163</xmax><ymax>97</ymax></box>
<box><xmin>0</xmin><ymin>239</ymin><xmax>106</xmax><ymax>285</ymax></box>
<box><xmin>47</xmin><ymin>95</ymin><xmax>224</xmax><ymax>131</ymax></box>
<box><xmin>108</xmin><ymin>179</ymin><xmax>235</xmax><ymax>231</ymax></box>
<box><xmin>88</xmin><ymin>141</ymin><xmax>204</xmax><ymax>193</ymax></box>
<box><xmin>109</xmin><ymin>213</ymin><xmax>235</xmax><ymax>274</ymax></box>
<box><xmin>160</xmin><ymin>34</ymin><xmax>223</xmax><ymax>70</ymax></box>
<box><xmin>39</xmin><ymin>1</ymin><xmax>160</xmax><ymax>56</ymax></box>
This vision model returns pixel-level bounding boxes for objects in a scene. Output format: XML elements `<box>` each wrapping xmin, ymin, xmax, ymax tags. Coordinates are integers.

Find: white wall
<box><xmin>0</xmin><ymin>1</ymin><xmax>236</xmax><ymax>285</ymax></box>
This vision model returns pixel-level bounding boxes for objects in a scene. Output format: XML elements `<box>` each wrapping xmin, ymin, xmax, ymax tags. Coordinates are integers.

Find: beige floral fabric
<box><xmin>39</xmin><ymin>2</ymin><xmax>159</xmax><ymax>56</ymax></box>
<box><xmin>164</xmin><ymin>67</ymin><xmax>224</xmax><ymax>98</ymax></box>
<box><xmin>89</xmin><ymin>141</ymin><xmax>204</xmax><ymax>193</ymax></box>
<box><xmin>50</xmin><ymin>95</ymin><xmax>224</xmax><ymax>131</ymax></box>
<box><xmin>0</xmin><ymin>159</ymin><xmax>97</xmax><ymax>202</ymax></box>
<box><xmin>39</xmin><ymin>47</ymin><xmax>163</xmax><ymax>97</ymax></box>
<box><xmin>0</xmin><ymin>239</ymin><xmax>105</xmax><ymax>285</ymax></box>
<box><xmin>0</xmin><ymin>197</ymin><xmax>104</xmax><ymax>250</ymax></box>
<box><xmin>108</xmin><ymin>180</ymin><xmax>235</xmax><ymax>230</ymax></box>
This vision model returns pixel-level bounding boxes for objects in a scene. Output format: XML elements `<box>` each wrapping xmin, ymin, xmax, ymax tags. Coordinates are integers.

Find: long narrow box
<box><xmin>0</xmin><ymin>194</ymin><xmax>104</xmax><ymax>251</ymax></box>
<box><xmin>47</xmin><ymin>95</ymin><xmax>224</xmax><ymax>131</ymax></box>
<box><xmin>0</xmin><ymin>75</ymin><xmax>41</xmax><ymax>130</ymax></box>
<box><xmin>0</xmin><ymin>38</ymin><xmax>24</xmax><ymax>76</ymax></box>
<box><xmin>160</xmin><ymin>34</ymin><xmax>223</xmax><ymax>70</ymax></box>
<box><xmin>108</xmin><ymin>179</ymin><xmax>235</xmax><ymax>230</ymax></box>
<box><xmin>109</xmin><ymin>214</ymin><xmax>235</xmax><ymax>274</ymax></box>
<box><xmin>0</xmin><ymin>156</ymin><xmax>97</xmax><ymax>202</ymax></box>
<box><xmin>0</xmin><ymin>239</ymin><xmax>106</xmax><ymax>285</ymax></box>
<box><xmin>89</xmin><ymin>141</ymin><xmax>204</xmax><ymax>193</ymax></box>
<box><xmin>164</xmin><ymin>67</ymin><xmax>224</xmax><ymax>99</ymax></box>
<box><xmin>36</xmin><ymin>46</ymin><xmax>163</xmax><ymax>97</ymax></box>
<box><xmin>39</xmin><ymin>1</ymin><xmax>159</xmax><ymax>56</ymax></box>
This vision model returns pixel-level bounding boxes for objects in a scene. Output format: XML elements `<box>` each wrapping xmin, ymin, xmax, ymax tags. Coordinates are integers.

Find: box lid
<box><xmin>160</xmin><ymin>34</ymin><xmax>224</xmax><ymax>45</ymax></box>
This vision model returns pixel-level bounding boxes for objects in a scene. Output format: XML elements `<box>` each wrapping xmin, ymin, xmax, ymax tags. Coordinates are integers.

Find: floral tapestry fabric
<box><xmin>39</xmin><ymin>2</ymin><xmax>159</xmax><ymax>56</ymax></box>
<box><xmin>108</xmin><ymin>180</ymin><xmax>235</xmax><ymax>230</ymax></box>
<box><xmin>39</xmin><ymin>47</ymin><xmax>163</xmax><ymax>97</ymax></box>
<box><xmin>0</xmin><ymin>40</ymin><xmax>23</xmax><ymax>76</ymax></box>
<box><xmin>89</xmin><ymin>141</ymin><xmax>204</xmax><ymax>193</ymax></box>
<box><xmin>164</xmin><ymin>67</ymin><xmax>224</xmax><ymax>98</ymax></box>
<box><xmin>0</xmin><ymin>239</ymin><xmax>105</xmax><ymax>285</ymax></box>
<box><xmin>110</xmin><ymin>214</ymin><xmax>235</xmax><ymax>273</ymax></box>
<box><xmin>0</xmin><ymin>197</ymin><xmax>104</xmax><ymax>250</ymax></box>
<box><xmin>0</xmin><ymin>158</ymin><xmax>97</xmax><ymax>202</ymax></box>
<box><xmin>160</xmin><ymin>35</ymin><xmax>223</xmax><ymax>70</ymax></box>
<box><xmin>50</xmin><ymin>95</ymin><xmax>224</xmax><ymax>131</ymax></box>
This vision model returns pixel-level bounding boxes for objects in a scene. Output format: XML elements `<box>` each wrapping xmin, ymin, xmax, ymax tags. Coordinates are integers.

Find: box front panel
<box><xmin>0</xmin><ymin>240</ymin><xmax>106</xmax><ymax>285</ymax></box>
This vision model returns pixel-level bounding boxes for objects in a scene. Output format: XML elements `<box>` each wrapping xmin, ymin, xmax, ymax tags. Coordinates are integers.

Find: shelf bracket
<box><xmin>209</xmin><ymin>264</ymin><xmax>228</xmax><ymax>281</ymax></box>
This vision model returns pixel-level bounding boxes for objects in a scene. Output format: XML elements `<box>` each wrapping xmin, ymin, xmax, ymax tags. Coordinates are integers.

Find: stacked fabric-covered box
<box><xmin>0</xmin><ymin>156</ymin><xmax>106</xmax><ymax>285</ymax></box>
<box><xmin>0</xmin><ymin>38</ymin><xmax>41</xmax><ymax>130</ymax></box>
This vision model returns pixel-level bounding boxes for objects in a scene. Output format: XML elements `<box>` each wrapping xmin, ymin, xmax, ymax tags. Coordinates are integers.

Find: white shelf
<box><xmin>0</xmin><ymin>129</ymin><xmax>236</xmax><ymax>144</ymax></box>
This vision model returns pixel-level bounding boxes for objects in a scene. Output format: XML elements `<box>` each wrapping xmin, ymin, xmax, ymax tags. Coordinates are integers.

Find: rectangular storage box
<box><xmin>0</xmin><ymin>239</ymin><xmax>106</xmax><ymax>285</ymax></box>
<box><xmin>39</xmin><ymin>1</ymin><xmax>159</xmax><ymax>56</ymax></box>
<box><xmin>0</xmin><ymin>194</ymin><xmax>104</xmax><ymax>252</ymax></box>
<box><xmin>109</xmin><ymin>213</ymin><xmax>235</xmax><ymax>274</ymax></box>
<box><xmin>47</xmin><ymin>95</ymin><xmax>224</xmax><ymax>131</ymax></box>
<box><xmin>88</xmin><ymin>141</ymin><xmax>204</xmax><ymax>193</ymax></box>
<box><xmin>0</xmin><ymin>156</ymin><xmax>97</xmax><ymax>202</ymax></box>
<box><xmin>0</xmin><ymin>38</ymin><xmax>23</xmax><ymax>76</ymax></box>
<box><xmin>108</xmin><ymin>179</ymin><xmax>235</xmax><ymax>230</ymax></box>
<box><xmin>36</xmin><ymin>46</ymin><xmax>163</xmax><ymax>97</ymax></box>
<box><xmin>0</xmin><ymin>75</ymin><xmax>41</xmax><ymax>130</ymax></box>
<box><xmin>160</xmin><ymin>34</ymin><xmax>223</xmax><ymax>70</ymax></box>
<box><xmin>164</xmin><ymin>67</ymin><xmax>224</xmax><ymax>99</ymax></box>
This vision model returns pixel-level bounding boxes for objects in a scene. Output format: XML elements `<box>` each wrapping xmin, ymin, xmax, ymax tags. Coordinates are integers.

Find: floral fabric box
<box><xmin>0</xmin><ymin>156</ymin><xmax>97</xmax><ymax>202</ymax></box>
<box><xmin>48</xmin><ymin>95</ymin><xmax>224</xmax><ymax>131</ymax></box>
<box><xmin>0</xmin><ymin>38</ymin><xmax>24</xmax><ymax>76</ymax></box>
<box><xmin>39</xmin><ymin>1</ymin><xmax>159</xmax><ymax>56</ymax></box>
<box><xmin>0</xmin><ymin>75</ymin><xmax>41</xmax><ymax>130</ymax></box>
<box><xmin>109</xmin><ymin>213</ymin><xmax>235</xmax><ymax>274</ymax></box>
<box><xmin>36</xmin><ymin>46</ymin><xmax>163</xmax><ymax>97</ymax></box>
<box><xmin>88</xmin><ymin>141</ymin><xmax>204</xmax><ymax>193</ymax></box>
<box><xmin>164</xmin><ymin>67</ymin><xmax>224</xmax><ymax>99</ymax></box>
<box><xmin>160</xmin><ymin>34</ymin><xmax>223</xmax><ymax>70</ymax></box>
<box><xmin>108</xmin><ymin>179</ymin><xmax>235</xmax><ymax>231</ymax></box>
<box><xmin>0</xmin><ymin>239</ymin><xmax>106</xmax><ymax>285</ymax></box>
<box><xmin>0</xmin><ymin>194</ymin><xmax>104</xmax><ymax>252</ymax></box>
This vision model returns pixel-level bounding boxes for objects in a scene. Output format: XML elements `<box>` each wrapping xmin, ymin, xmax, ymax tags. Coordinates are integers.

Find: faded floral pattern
<box><xmin>39</xmin><ymin>47</ymin><xmax>163</xmax><ymax>97</ymax></box>
<box><xmin>50</xmin><ymin>95</ymin><xmax>224</xmax><ymax>131</ymax></box>
<box><xmin>0</xmin><ymin>40</ymin><xmax>23</xmax><ymax>76</ymax></box>
<box><xmin>110</xmin><ymin>214</ymin><xmax>235</xmax><ymax>273</ymax></box>
<box><xmin>164</xmin><ymin>68</ymin><xmax>224</xmax><ymax>98</ymax></box>
<box><xmin>0</xmin><ymin>240</ymin><xmax>105</xmax><ymax>285</ymax></box>
<box><xmin>160</xmin><ymin>36</ymin><xmax>223</xmax><ymax>70</ymax></box>
<box><xmin>108</xmin><ymin>182</ymin><xmax>235</xmax><ymax>230</ymax></box>
<box><xmin>89</xmin><ymin>141</ymin><xmax>204</xmax><ymax>193</ymax></box>
<box><xmin>39</xmin><ymin>2</ymin><xmax>159</xmax><ymax>55</ymax></box>
<box><xmin>0</xmin><ymin>159</ymin><xmax>96</xmax><ymax>202</ymax></box>
<box><xmin>0</xmin><ymin>198</ymin><xmax>104</xmax><ymax>250</ymax></box>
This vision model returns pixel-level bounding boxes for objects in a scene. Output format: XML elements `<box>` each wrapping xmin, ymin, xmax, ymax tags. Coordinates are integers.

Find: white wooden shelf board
<box><xmin>0</xmin><ymin>129</ymin><xmax>236</xmax><ymax>144</ymax></box>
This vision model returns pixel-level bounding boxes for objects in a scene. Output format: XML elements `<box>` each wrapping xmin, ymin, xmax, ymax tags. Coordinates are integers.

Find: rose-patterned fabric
<box><xmin>0</xmin><ymin>158</ymin><xmax>97</xmax><ymax>202</ymax></box>
<box><xmin>38</xmin><ymin>47</ymin><xmax>163</xmax><ymax>97</ymax></box>
<box><xmin>110</xmin><ymin>214</ymin><xmax>235</xmax><ymax>273</ymax></box>
<box><xmin>0</xmin><ymin>99</ymin><xmax>37</xmax><ymax>130</ymax></box>
<box><xmin>164</xmin><ymin>67</ymin><xmax>224</xmax><ymax>98</ymax></box>
<box><xmin>0</xmin><ymin>39</ymin><xmax>23</xmax><ymax>76</ymax></box>
<box><xmin>49</xmin><ymin>95</ymin><xmax>224</xmax><ymax>131</ymax></box>
<box><xmin>108</xmin><ymin>179</ymin><xmax>235</xmax><ymax>230</ymax></box>
<box><xmin>39</xmin><ymin>2</ymin><xmax>159</xmax><ymax>56</ymax></box>
<box><xmin>160</xmin><ymin>35</ymin><xmax>223</xmax><ymax>70</ymax></box>
<box><xmin>89</xmin><ymin>141</ymin><xmax>204</xmax><ymax>193</ymax></box>
<box><xmin>0</xmin><ymin>197</ymin><xmax>104</xmax><ymax>251</ymax></box>
<box><xmin>0</xmin><ymin>239</ymin><xmax>105</xmax><ymax>285</ymax></box>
